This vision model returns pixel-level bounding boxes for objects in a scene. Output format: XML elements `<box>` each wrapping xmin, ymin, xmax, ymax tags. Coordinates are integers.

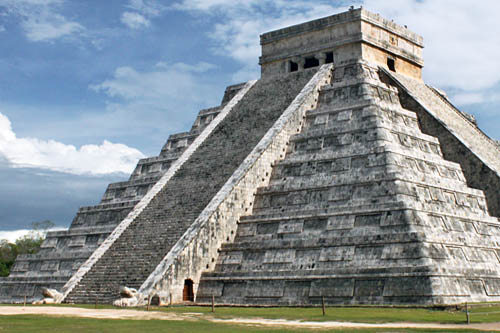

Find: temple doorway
<box><xmin>183</xmin><ymin>279</ymin><xmax>194</xmax><ymax>301</ymax></box>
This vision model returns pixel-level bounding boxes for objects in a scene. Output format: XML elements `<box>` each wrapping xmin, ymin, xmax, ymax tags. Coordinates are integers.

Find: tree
<box><xmin>0</xmin><ymin>220</ymin><xmax>55</xmax><ymax>277</ymax></box>
<box><xmin>0</xmin><ymin>240</ymin><xmax>17</xmax><ymax>277</ymax></box>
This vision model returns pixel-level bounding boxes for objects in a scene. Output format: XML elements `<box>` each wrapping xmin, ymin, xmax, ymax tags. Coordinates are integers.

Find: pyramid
<box><xmin>2</xmin><ymin>7</ymin><xmax>500</xmax><ymax>306</ymax></box>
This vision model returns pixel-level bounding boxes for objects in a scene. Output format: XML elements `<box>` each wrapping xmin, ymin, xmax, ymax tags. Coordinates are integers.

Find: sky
<box><xmin>0</xmin><ymin>0</ymin><xmax>499</xmax><ymax>240</ymax></box>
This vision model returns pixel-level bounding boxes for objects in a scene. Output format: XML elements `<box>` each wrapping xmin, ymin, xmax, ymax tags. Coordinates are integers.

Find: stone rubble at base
<box><xmin>2</xmin><ymin>7</ymin><xmax>500</xmax><ymax>306</ymax></box>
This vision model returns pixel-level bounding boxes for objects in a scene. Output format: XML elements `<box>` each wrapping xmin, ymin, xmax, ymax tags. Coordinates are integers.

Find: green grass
<box><xmin>4</xmin><ymin>303</ymin><xmax>500</xmax><ymax>324</ymax></box>
<box><xmin>0</xmin><ymin>315</ymin><xmax>485</xmax><ymax>333</ymax></box>
<box><xmin>144</xmin><ymin>305</ymin><xmax>500</xmax><ymax>324</ymax></box>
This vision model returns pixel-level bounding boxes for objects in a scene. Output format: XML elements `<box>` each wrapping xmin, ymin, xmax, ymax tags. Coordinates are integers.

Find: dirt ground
<box><xmin>1</xmin><ymin>306</ymin><xmax>500</xmax><ymax>331</ymax></box>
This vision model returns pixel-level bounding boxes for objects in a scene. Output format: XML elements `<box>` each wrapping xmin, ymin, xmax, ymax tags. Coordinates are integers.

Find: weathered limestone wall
<box><xmin>382</xmin><ymin>70</ymin><xmax>500</xmax><ymax>217</ymax></box>
<box><xmin>260</xmin><ymin>8</ymin><xmax>423</xmax><ymax>78</ymax></box>
<box><xmin>197</xmin><ymin>61</ymin><xmax>500</xmax><ymax>306</ymax></box>
<box><xmin>362</xmin><ymin>44</ymin><xmax>422</xmax><ymax>79</ymax></box>
<box><xmin>139</xmin><ymin>64</ymin><xmax>333</xmax><ymax>304</ymax></box>
<box><xmin>64</xmin><ymin>68</ymin><xmax>319</xmax><ymax>304</ymax></box>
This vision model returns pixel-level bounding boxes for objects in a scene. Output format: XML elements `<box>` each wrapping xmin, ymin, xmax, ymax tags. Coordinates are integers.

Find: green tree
<box><xmin>0</xmin><ymin>220</ymin><xmax>55</xmax><ymax>277</ymax></box>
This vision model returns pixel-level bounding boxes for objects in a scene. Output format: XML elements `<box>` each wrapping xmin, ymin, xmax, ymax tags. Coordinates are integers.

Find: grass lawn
<box><xmin>142</xmin><ymin>304</ymin><xmax>500</xmax><ymax>324</ymax></box>
<box><xmin>0</xmin><ymin>315</ymin><xmax>486</xmax><ymax>333</ymax></box>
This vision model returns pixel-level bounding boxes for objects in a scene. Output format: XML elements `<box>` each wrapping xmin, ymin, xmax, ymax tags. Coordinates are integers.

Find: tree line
<box><xmin>0</xmin><ymin>220</ymin><xmax>54</xmax><ymax>277</ymax></box>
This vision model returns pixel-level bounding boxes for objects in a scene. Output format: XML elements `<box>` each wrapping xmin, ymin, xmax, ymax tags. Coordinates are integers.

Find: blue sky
<box><xmin>0</xmin><ymin>0</ymin><xmax>499</xmax><ymax>240</ymax></box>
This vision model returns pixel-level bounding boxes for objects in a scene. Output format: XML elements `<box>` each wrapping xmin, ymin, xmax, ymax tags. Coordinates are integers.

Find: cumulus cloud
<box><xmin>0</xmin><ymin>0</ymin><xmax>84</xmax><ymax>41</ymax></box>
<box><xmin>121</xmin><ymin>0</ymin><xmax>165</xmax><ymax>29</ymax></box>
<box><xmin>171</xmin><ymin>0</ymin><xmax>500</xmax><ymax>92</ymax></box>
<box><xmin>90</xmin><ymin>61</ymin><xmax>219</xmax><ymax>107</ymax></box>
<box><xmin>170</xmin><ymin>0</ymin><xmax>350</xmax><ymax>82</ymax></box>
<box><xmin>0</xmin><ymin>112</ymin><xmax>145</xmax><ymax>175</ymax></box>
<box><xmin>363</xmin><ymin>0</ymin><xmax>500</xmax><ymax>92</ymax></box>
<box><xmin>121</xmin><ymin>11</ymin><xmax>150</xmax><ymax>29</ymax></box>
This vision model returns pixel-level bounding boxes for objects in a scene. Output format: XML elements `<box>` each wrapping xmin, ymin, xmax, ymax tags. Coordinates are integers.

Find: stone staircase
<box><xmin>63</xmin><ymin>69</ymin><xmax>317</xmax><ymax>304</ymax></box>
<box><xmin>196</xmin><ymin>61</ymin><xmax>500</xmax><ymax>306</ymax></box>
<box><xmin>0</xmin><ymin>84</ymin><xmax>242</xmax><ymax>303</ymax></box>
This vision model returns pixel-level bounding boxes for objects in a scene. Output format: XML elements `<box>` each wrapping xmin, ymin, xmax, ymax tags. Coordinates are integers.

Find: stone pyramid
<box><xmin>0</xmin><ymin>84</ymin><xmax>246</xmax><ymax>303</ymax></box>
<box><xmin>2</xmin><ymin>7</ymin><xmax>500</xmax><ymax>306</ymax></box>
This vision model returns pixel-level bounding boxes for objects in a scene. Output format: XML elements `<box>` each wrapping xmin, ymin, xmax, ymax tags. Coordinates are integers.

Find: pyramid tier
<box><xmin>197</xmin><ymin>62</ymin><xmax>500</xmax><ymax>306</ymax></box>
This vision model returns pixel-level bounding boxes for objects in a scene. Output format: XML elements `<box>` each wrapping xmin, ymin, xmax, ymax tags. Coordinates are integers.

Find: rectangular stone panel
<box><xmin>473</xmin><ymin>222</ymin><xmax>492</xmax><ymax>236</ymax></box>
<box><xmin>319</xmin><ymin>246</ymin><xmax>354</xmax><ymax>262</ymax></box>
<box><xmin>431</xmin><ymin>277</ymin><xmax>469</xmax><ymax>296</ymax></box>
<box><xmin>278</xmin><ymin>220</ymin><xmax>303</xmax><ymax>234</ymax></box>
<box><xmin>257</xmin><ymin>222</ymin><xmax>279</xmax><ymax>235</ymax></box>
<box><xmin>11</xmin><ymin>261</ymin><xmax>29</xmax><ymax>272</ymax></box>
<box><xmin>296</xmin><ymin>249</ymin><xmax>320</xmax><ymax>263</ymax></box>
<box><xmin>309</xmin><ymin>279</ymin><xmax>354</xmax><ymax>297</ymax></box>
<box><xmin>327</xmin><ymin>215</ymin><xmax>354</xmax><ymax>230</ymax></box>
<box><xmin>427</xmin><ymin>215</ymin><xmax>448</xmax><ymax>230</ymax></box>
<box><xmin>303</xmin><ymin>218</ymin><xmax>327</xmax><ymax>231</ymax></box>
<box><xmin>467</xmin><ymin>279</ymin><xmax>486</xmax><ymax>296</ymax></box>
<box><xmin>447</xmin><ymin>246</ymin><xmax>466</xmax><ymax>261</ymax></box>
<box><xmin>354</xmin><ymin>279</ymin><xmax>385</xmax><ymax>297</ymax></box>
<box><xmin>246</xmin><ymin>280</ymin><xmax>284</xmax><ymax>298</ymax></box>
<box><xmin>381</xmin><ymin>243</ymin><xmax>420</xmax><ymax>259</ymax></box>
<box><xmin>329</xmin><ymin>186</ymin><xmax>352</xmax><ymax>201</ymax></box>
<box><xmin>314</xmin><ymin>114</ymin><xmax>328</xmax><ymax>125</ymax></box>
<box><xmin>68</xmin><ymin>236</ymin><xmax>86</xmax><ymax>247</ymax></box>
<box><xmin>383</xmin><ymin>277</ymin><xmax>432</xmax><ymax>296</ymax></box>
<box><xmin>354</xmin><ymin>214</ymin><xmax>381</xmax><ymax>227</ymax></box>
<box><xmin>223</xmin><ymin>282</ymin><xmax>247</xmax><ymax>298</ymax></box>
<box><xmin>197</xmin><ymin>280</ymin><xmax>224</xmax><ymax>297</ymax></box>
<box><xmin>223</xmin><ymin>251</ymin><xmax>243</xmax><ymax>265</ymax></box>
<box><xmin>283</xmin><ymin>281</ymin><xmax>311</xmax><ymax>298</ymax></box>
<box><xmin>237</xmin><ymin>224</ymin><xmax>255</xmax><ymax>237</ymax></box>
<box><xmin>484</xmin><ymin>280</ymin><xmax>500</xmax><ymax>296</ymax></box>
<box><xmin>331</xmin><ymin>158</ymin><xmax>350</xmax><ymax>172</ymax></box>
<box><xmin>264</xmin><ymin>249</ymin><xmax>295</xmax><ymax>263</ymax></box>
<box><xmin>355</xmin><ymin>246</ymin><xmax>383</xmax><ymax>260</ymax></box>
<box><xmin>41</xmin><ymin>261</ymin><xmax>59</xmax><ymax>271</ymax></box>
<box><xmin>40</xmin><ymin>238</ymin><xmax>57</xmax><ymax>249</ymax></box>
<box><xmin>337</xmin><ymin>110</ymin><xmax>352</xmax><ymax>121</ymax></box>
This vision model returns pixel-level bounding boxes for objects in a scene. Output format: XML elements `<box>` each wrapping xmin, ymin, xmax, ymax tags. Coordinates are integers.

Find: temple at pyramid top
<box><xmin>259</xmin><ymin>7</ymin><xmax>424</xmax><ymax>79</ymax></box>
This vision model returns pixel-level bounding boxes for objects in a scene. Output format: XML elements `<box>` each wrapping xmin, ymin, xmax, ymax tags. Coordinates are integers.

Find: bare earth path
<box><xmin>1</xmin><ymin>306</ymin><xmax>500</xmax><ymax>331</ymax></box>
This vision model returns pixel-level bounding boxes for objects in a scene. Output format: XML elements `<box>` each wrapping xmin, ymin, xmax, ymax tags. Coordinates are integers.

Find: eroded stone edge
<box><xmin>383</xmin><ymin>68</ymin><xmax>500</xmax><ymax>178</ymax></box>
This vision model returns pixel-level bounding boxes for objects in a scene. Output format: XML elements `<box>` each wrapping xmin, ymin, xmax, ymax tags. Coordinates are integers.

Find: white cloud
<box><xmin>0</xmin><ymin>112</ymin><xmax>145</xmax><ymax>175</ymax></box>
<box><xmin>127</xmin><ymin>0</ymin><xmax>165</xmax><ymax>17</ymax></box>
<box><xmin>362</xmin><ymin>0</ymin><xmax>500</xmax><ymax>92</ymax></box>
<box><xmin>453</xmin><ymin>92</ymin><xmax>500</xmax><ymax>106</ymax></box>
<box><xmin>170</xmin><ymin>0</ymin><xmax>351</xmax><ymax>81</ymax></box>
<box><xmin>121</xmin><ymin>11</ymin><xmax>150</xmax><ymax>29</ymax></box>
<box><xmin>90</xmin><ymin>61</ymin><xmax>218</xmax><ymax>103</ymax></box>
<box><xmin>121</xmin><ymin>0</ymin><xmax>165</xmax><ymax>29</ymax></box>
<box><xmin>0</xmin><ymin>227</ymin><xmax>66</xmax><ymax>243</ymax></box>
<box><xmin>172</xmin><ymin>0</ymin><xmax>500</xmax><ymax>120</ymax></box>
<box><xmin>0</xmin><ymin>0</ymin><xmax>85</xmax><ymax>41</ymax></box>
<box><xmin>0</xmin><ymin>25</ymin><xmax>5</xmax><ymax>32</ymax></box>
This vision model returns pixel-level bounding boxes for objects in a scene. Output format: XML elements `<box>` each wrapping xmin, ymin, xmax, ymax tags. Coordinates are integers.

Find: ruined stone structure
<box><xmin>2</xmin><ymin>7</ymin><xmax>500</xmax><ymax>306</ymax></box>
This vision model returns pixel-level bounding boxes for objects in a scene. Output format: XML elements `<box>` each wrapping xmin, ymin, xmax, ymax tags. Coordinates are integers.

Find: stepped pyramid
<box><xmin>3</xmin><ymin>7</ymin><xmax>500</xmax><ymax>306</ymax></box>
<box><xmin>0</xmin><ymin>84</ymin><xmax>245</xmax><ymax>303</ymax></box>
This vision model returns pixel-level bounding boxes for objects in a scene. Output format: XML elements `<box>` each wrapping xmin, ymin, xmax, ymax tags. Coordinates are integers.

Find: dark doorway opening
<box><xmin>289</xmin><ymin>60</ymin><xmax>298</xmax><ymax>72</ymax></box>
<box><xmin>325</xmin><ymin>52</ymin><xmax>334</xmax><ymax>64</ymax></box>
<box><xmin>183</xmin><ymin>279</ymin><xmax>194</xmax><ymax>302</ymax></box>
<box><xmin>304</xmin><ymin>57</ymin><xmax>319</xmax><ymax>69</ymax></box>
<box><xmin>387</xmin><ymin>58</ymin><xmax>396</xmax><ymax>72</ymax></box>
